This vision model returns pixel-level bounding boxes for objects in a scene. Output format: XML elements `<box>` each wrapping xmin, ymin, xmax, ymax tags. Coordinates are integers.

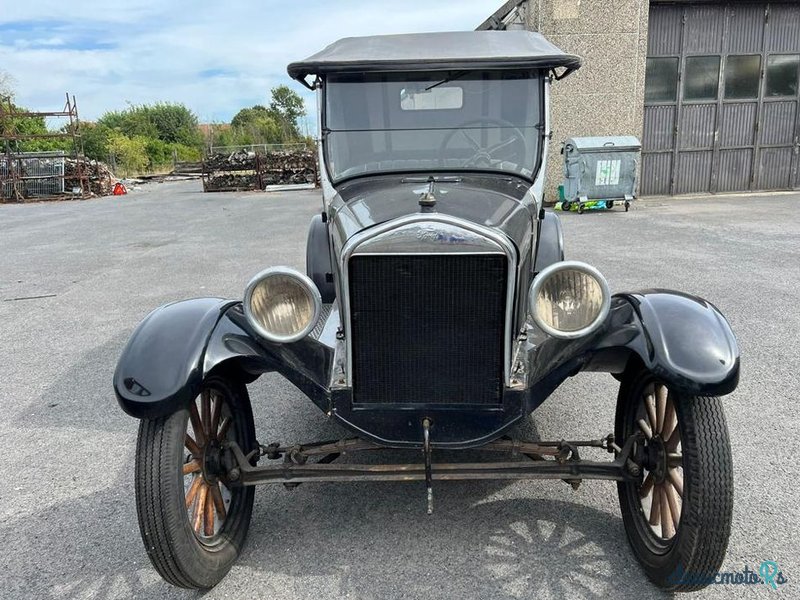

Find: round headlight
<box><xmin>243</xmin><ymin>267</ymin><xmax>322</xmax><ymax>343</ymax></box>
<box><xmin>529</xmin><ymin>261</ymin><xmax>610</xmax><ymax>339</ymax></box>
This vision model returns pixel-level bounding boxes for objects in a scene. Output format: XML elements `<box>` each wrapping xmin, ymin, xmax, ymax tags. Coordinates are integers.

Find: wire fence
<box><xmin>207</xmin><ymin>143</ymin><xmax>312</xmax><ymax>156</ymax></box>
<box><xmin>0</xmin><ymin>151</ymin><xmax>65</xmax><ymax>200</ymax></box>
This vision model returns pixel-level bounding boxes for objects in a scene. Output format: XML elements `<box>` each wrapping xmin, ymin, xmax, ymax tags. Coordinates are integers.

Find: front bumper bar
<box><xmin>224</xmin><ymin>434</ymin><xmax>641</xmax><ymax>486</ymax></box>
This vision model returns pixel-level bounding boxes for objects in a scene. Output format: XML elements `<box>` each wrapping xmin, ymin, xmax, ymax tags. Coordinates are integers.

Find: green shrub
<box><xmin>108</xmin><ymin>132</ymin><xmax>149</xmax><ymax>175</ymax></box>
<box><xmin>81</xmin><ymin>123</ymin><xmax>112</xmax><ymax>161</ymax></box>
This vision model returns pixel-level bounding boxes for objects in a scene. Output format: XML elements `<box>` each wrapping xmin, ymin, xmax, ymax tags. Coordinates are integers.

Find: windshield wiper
<box><xmin>425</xmin><ymin>71</ymin><xmax>469</xmax><ymax>91</ymax></box>
<box><xmin>401</xmin><ymin>176</ymin><xmax>462</xmax><ymax>183</ymax></box>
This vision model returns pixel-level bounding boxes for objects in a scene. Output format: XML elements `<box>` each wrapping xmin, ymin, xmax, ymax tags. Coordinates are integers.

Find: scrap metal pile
<box><xmin>202</xmin><ymin>148</ymin><xmax>318</xmax><ymax>192</ymax></box>
<box><xmin>1</xmin><ymin>156</ymin><xmax>118</xmax><ymax>202</ymax></box>
<box><xmin>260</xmin><ymin>149</ymin><xmax>318</xmax><ymax>186</ymax></box>
<box><xmin>0</xmin><ymin>93</ymin><xmax>111</xmax><ymax>202</ymax></box>
<box><xmin>65</xmin><ymin>158</ymin><xmax>117</xmax><ymax>197</ymax></box>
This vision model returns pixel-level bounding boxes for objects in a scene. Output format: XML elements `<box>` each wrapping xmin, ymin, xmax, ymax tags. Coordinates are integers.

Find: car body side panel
<box><xmin>306</xmin><ymin>214</ymin><xmax>336</xmax><ymax>303</ymax></box>
<box><xmin>533</xmin><ymin>211</ymin><xmax>564</xmax><ymax>273</ymax></box>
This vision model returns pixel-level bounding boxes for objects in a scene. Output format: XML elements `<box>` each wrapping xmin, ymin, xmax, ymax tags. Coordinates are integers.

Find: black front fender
<box><xmin>524</xmin><ymin>289</ymin><xmax>739</xmax><ymax>412</ymax></box>
<box><xmin>618</xmin><ymin>290</ymin><xmax>740</xmax><ymax>395</ymax></box>
<box><xmin>584</xmin><ymin>290</ymin><xmax>740</xmax><ymax>396</ymax></box>
<box><xmin>113</xmin><ymin>298</ymin><xmax>238</xmax><ymax>419</ymax></box>
<box><xmin>114</xmin><ymin>298</ymin><xmax>334</xmax><ymax>420</ymax></box>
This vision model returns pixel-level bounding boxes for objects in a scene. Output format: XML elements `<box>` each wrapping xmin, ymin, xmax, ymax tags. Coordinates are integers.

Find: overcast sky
<box><xmin>0</xmin><ymin>1</ymin><xmax>497</xmax><ymax>127</ymax></box>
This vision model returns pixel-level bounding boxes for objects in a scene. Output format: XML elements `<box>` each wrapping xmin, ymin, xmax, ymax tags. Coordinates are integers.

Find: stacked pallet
<box><xmin>203</xmin><ymin>150</ymin><xmax>258</xmax><ymax>192</ymax></box>
<box><xmin>202</xmin><ymin>148</ymin><xmax>318</xmax><ymax>192</ymax></box>
<box><xmin>259</xmin><ymin>149</ymin><xmax>318</xmax><ymax>186</ymax></box>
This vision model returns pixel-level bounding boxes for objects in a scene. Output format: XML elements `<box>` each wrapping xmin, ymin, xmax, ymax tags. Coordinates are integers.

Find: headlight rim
<box><xmin>243</xmin><ymin>266</ymin><xmax>322</xmax><ymax>344</ymax></box>
<box><xmin>528</xmin><ymin>260</ymin><xmax>611</xmax><ymax>339</ymax></box>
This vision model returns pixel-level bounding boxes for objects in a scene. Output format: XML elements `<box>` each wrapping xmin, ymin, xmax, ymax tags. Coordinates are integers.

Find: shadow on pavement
<box><xmin>0</xmin><ymin>473</ymin><xmax>666</xmax><ymax>600</ymax></box>
<box><xmin>241</xmin><ymin>488</ymin><xmax>665</xmax><ymax>600</ymax></box>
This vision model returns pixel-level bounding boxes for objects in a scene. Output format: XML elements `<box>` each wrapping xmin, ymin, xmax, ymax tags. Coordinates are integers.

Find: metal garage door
<box><xmin>642</xmin><ymin>2</ymin><xmax>800</xmax><ymax>195</ymax></box>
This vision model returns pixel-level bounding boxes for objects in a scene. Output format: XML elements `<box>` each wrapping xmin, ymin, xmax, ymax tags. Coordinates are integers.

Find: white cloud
<box><xmin>0</xmin><ymin>0</ymin><xmax>501</xmax><ymax>123</ymax></box>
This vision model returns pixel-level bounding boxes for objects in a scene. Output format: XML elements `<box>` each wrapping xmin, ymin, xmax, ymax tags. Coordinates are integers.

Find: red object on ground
<box><xmin>113</xmin><ymin>182</ymin><xmax>127</xmax><ymax>195</ymax></box>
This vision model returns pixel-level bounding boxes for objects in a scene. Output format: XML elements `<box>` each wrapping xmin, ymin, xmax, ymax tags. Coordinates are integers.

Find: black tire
<box><xmin>615</xmin><ymin>367</ymin><xmax>733</xmax><ymax>591</ymax></box>
<box><xmin>606</xmin><ymin>200</ymin><xmax>614</xmax><ymax>209</ymax></box>
<box><xmin>135</xmin><ymin>375</ymin><xmax>256</xmax><ymax>589</ymax></box>
<box><xmin>562</xmin><ymin>201</ymin><xmax>572</xmax><ymax>212</ymax></box>
<box><xmin>625</xmin><ymin>201</ymin><xmax>630</xmax><ymax>212</ymax></box>
<box><xmin>578</xmin><ymin>204</ymin><xmax>585</xmax><ymax>214</ymax></box>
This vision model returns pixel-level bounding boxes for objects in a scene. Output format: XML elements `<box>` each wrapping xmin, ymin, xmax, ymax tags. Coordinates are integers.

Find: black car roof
<box><xmin>287</xmin><ymin>31</ymin><xmax>581</xmax><ymax>83</ymax></box>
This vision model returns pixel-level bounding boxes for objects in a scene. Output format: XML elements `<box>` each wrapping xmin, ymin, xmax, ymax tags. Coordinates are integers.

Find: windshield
<box><xmin>324</xmin><ymin>71</ymin><xmax>542</xmax><ymax>182</ymax></box>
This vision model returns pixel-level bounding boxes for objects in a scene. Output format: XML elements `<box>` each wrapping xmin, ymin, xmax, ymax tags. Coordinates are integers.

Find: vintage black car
<box><xmin>114</xmin><ymin>31</ymin><xmax>739</xmax><ymax>592</ymax></box>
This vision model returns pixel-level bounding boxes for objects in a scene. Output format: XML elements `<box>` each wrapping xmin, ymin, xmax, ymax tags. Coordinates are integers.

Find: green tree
<box><xmin>1</xmin><ymin>87</ymin><xmax>203</xmax><ymax>174</ymax></box>
<box><xmin>228</xmin><ymin>106</ymin><xmax>282</xmax><ymax>145</ymax></box>
<box><xmin>144</xmin><ymin>137</ymin><xmax>172</xmax><ymax>166</ymax></box>
<box><xmin>267</xmin><ymin>85</ymin><xmax>306</xmax><ymax>140</ymax></box>
<box><xmin>231</xmin><ymin>105</ymin><xmax>268</xmax><ymax>129</ymax></box>
<box><xmin>98</xmin><ymin>107</ymin><xmax>159</xmax><ymax>139</ymax></box>
<box><xmin>97</xmin><ymin>102</ymin><xmax>203</xmax><ymax>168</ymax></box>
<box><xmin>170</xmin><ymin>143</ymin><xmax>201</xmax><ymax>162</ymax></box>
<box><xmin>80</xmin><ymin>122</ymin><xmax>113</xmax><ymax>161</ymax></box>
<box><xmin>145</xmin><ymin>102</ymin><xmax>202</xmax><ymax>146</ymax></box>
<box><xmin>269</xmin><ymin>85</ymin><xmax>305</xmax><ymax>123</ymax></box>
<box><xmin>107</xmin><ymin>132</ymin><xmax>149</xmax><ymax>175</ymax></box>
<box><xmin>141</xmin><ymin>137</ymin><xmax>201</xmax><ymax>168</ymax></box>
<box><xmin>98</xmin><ymin>103</ymin><xmax>202</xmax><ymax>149</ymax></box>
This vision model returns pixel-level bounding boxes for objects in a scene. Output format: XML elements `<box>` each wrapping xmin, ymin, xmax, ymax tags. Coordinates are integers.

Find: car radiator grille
<box><xmin>348</xmin><ymin>254</ymin><xmax>507</xmax><ymax>405</ymax></box>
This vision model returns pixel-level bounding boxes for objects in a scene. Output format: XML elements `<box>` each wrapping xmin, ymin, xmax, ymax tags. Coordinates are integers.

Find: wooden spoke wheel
<box><xmin>184</xmin><ymin>387</ymin><xmax>235</xmax><ymax>542</ymax></box>
<box><xmin>634</xmin><ymin>382</ymin><xmax>683</xmax><ymax>541</ymax></box>
<box><xmin>615</xmin><ymin>367</ymin><xmax>733</xmax><ymax>592</ymax></box>
<box><xmin>134</xmin><ymin>375</ymin><xmax>255</xmax><ymax>589</ymax></box>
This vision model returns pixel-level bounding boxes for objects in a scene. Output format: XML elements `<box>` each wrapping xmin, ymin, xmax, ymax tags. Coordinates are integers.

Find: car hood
<box><xmin>328</xmin><ymin>174</ymin><xmax>535</xmax><ymax>252</ymax></box>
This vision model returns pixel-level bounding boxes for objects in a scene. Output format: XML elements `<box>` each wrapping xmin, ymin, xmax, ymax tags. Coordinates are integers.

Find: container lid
<box><xmin>564</xmin><ymin>136</ymin><xmax>642</xmax><ymax>152</ymax></box>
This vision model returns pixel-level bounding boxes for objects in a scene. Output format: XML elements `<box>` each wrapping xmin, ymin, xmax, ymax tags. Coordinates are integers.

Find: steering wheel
<box><xmin>438</xmin><ymin>117</ymin><xmax>528</xmax><ymax>170</ymax></box>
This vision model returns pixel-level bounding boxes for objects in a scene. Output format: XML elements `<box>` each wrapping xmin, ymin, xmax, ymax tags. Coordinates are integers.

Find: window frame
<box><xmin>644</xmin><ymin>56</ymin><xmax>680</xmax><ymax>105</ymax></box>
<box><xmin>765</xmin><ymin>54</ymin><xmax>800</xmax><ymax>99</ymax></box>
<box><xmin>723</xmin><ymin>54</ymin><xmax>762</xmax><ymax>101</ymax></box>
<box><xmin>682</xmin><ymin>55</ymin><xmax>721</xmax><ymax>103</ymax></box>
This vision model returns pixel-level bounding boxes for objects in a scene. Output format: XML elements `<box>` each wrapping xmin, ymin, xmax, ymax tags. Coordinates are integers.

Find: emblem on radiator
<box><xmin>415</xmin><ymin>227</ymin><xmax>468</xmax><ymax>244</ymax></box>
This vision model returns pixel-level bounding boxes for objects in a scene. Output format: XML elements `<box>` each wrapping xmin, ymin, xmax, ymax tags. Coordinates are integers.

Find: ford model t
<box><xmin>114</xmin><ymin>31</ymin><xmax>739</xmax><ymax>591</ymax></box>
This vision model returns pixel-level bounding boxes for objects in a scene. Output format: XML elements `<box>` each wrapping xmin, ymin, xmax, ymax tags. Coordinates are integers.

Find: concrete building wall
<box><xmin>521</xmin><ymin>0</ymin><xmax>650</xmax><ymax>201</ymax></box>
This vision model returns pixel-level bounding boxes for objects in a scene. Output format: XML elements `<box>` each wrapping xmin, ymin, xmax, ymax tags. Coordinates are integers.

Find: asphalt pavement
<box><xmin>0</xmin><ymin>180</ymin><xmax>797</xmax><ymax>599</ymax></box>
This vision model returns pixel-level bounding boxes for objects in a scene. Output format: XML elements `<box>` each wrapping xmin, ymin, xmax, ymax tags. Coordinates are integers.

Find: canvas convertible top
<box><xmin>287</xmin><ymin>31</ymin><xmax>582</xmax><ymax>85</ymax></box>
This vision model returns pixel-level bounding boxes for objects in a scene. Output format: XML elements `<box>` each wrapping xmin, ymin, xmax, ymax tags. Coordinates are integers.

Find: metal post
<box><xmin>422</xmin><ymin>418</ymin><xmax>433</xmax><ymax>515</ymax></box>
<box><xmin>669</xmin><ymin>7</ymin><xmax>688</xmax><ymax>195</ymax></box>
<box><xmin>751</xmin><ymin>5</ymin><xmax>771</xmax><ymax>190</ymax></box>
<box><xmin>709</xmin><ymin>6</ymin><xmax>730</xmax><ymax>194</ymax></box>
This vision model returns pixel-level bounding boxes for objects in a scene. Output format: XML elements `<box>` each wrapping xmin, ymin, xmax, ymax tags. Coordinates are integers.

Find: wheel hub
<box><xmin>202</xmin><ymin>439</ymin><xmax>224</xmax><ymax>484</ymax></box>
<box><xmin>643</xmin><ymin>436</ymin><xmax>668</xmax><ymax>484</ymax></box>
